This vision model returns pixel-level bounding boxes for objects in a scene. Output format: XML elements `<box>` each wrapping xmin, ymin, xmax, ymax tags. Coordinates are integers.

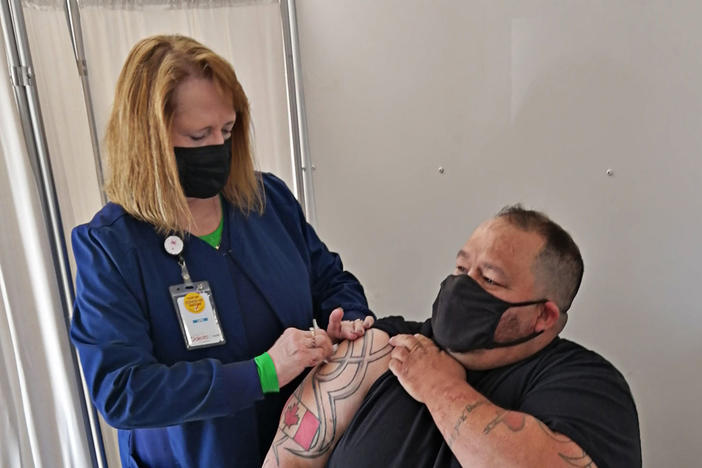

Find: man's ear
<box><xmin>535</xmin><ymin>301</ymin><xmax>561</xmax><ymax>332</ymax></box>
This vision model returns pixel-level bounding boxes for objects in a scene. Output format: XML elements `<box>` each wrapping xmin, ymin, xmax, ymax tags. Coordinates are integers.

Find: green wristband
<box><xmin>254</xmin><ymin>352</ymin><xmax>279</xmax><ymax>393</ymax></box>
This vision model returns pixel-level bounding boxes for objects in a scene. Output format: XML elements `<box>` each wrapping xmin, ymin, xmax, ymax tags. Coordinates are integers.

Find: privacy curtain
<box><xmin>2</xmin><ymin>1</ymin><xmax>292</xmax><ymax>466</ymax></box>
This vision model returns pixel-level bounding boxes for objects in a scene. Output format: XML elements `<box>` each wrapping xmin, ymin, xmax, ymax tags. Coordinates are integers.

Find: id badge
<box><xmin>169</xmin><ymin>281</ymin><xmax>226</xmax><ymax>349</ymax></box>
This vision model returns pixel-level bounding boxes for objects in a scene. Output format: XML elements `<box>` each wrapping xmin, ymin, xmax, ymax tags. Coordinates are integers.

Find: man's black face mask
<box><xmin>431</xmin><ymin>274</ymin><xmax>548</xmax><ymax>352</ymax></box>
<box><xmin>174</xmin><ymin>138</ymin><xmax>232</xmax><ymax>199</ymax></box>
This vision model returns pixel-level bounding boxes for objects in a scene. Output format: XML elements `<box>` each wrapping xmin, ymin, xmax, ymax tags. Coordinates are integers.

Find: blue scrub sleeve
<box><xmin>265</xmin><ymin>173</ymin><xmax>375</xmax><ymax>329</ymax></box>
<box><xmin>305</xmin><ymin>222</ymin><xmax>374</xmax><ymax>327</ymax></box>
<box><xmin>70</xmin><ymin>226</ymin><xmax>264</xmax><ymax>429</ymax></box>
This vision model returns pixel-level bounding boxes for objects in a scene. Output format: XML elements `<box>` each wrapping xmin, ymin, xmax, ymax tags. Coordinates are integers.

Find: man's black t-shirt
<box><xmin>327</xmin><ymin>317</ymin><xmax>641</xmax><ymax>468</ymax></box>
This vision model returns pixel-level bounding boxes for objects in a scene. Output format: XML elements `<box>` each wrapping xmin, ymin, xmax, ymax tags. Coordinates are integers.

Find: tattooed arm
<box><xmin>389</xmin><ymin>334</ymin><xmax>597</xmax><ymax>468</ymax></box>
<box><xmin>425</xmin><ymin>382</ymin><xmax>597</xmax><ymax>467</ymax></box>
<box><xmin>263</xmin><ymin>328</ymin><xmax>392</xmax><ymax>468</ymax></box>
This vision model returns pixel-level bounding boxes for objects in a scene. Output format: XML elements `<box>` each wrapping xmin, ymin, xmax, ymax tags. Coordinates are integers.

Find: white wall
<box><xmin>296</xmin><ymin>1</ymin><xmax>702</xmax><ymax>466</ymax></box>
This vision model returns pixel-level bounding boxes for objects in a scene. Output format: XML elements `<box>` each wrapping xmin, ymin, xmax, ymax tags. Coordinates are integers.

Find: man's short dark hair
<box><xmin>496</xmin><ymin>204</ymin><xmax>584</xmax><ymax>313</ymax></box>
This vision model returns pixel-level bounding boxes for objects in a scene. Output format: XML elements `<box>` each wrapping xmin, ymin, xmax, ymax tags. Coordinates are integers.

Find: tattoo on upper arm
<box><xmin>537</xmin><ymin>421</ymin><xmax>596</xmax><ymax>467</ymax></box>
<box><xmin>270</xmin><ymin>331</ymin><xmax>391</xmax><ymax>463</ymax></box>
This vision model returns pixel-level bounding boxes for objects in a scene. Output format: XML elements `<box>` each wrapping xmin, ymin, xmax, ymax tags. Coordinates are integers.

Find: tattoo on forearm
<box><xmin>445</xmin><ymin>405</ymin><xmax>595</xmax><ymax>468</ymax></box>
<box><xmin>559</xmin><ymin>451</ymin><xmax>595</xmax><ymax>468</ymax></box>
<box><xmin>538</xmin><ymin>421</ymin><xmax>595</xmax><ymax>467</ymax></box>
<box><xmin>536</xmin><ymin>421</ymin><xmax>571</xmax><ymax>442</ymax></box>
<box><xmin>271</xmin><ymin>332</ymin><xmax>392</xmax><ymax>462</ymax></box>
<box><xmin>447</xmin><ymin>399</ymin><xmax>487</xmax><ymax>447</ymax></box>
<box><xmin>483</xmin><ymin>410</ymin><xmax>526</xmax><ymax>434</ymax></box>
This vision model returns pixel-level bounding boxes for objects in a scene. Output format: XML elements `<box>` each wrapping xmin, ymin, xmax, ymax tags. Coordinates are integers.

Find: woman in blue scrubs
<box><xmin>70</xmin><ymin>34</ymin><xmax>374</xmax><ymax>467</ymax></box>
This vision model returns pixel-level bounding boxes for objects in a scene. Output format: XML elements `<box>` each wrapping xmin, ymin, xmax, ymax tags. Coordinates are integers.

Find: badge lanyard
<box><xmin>164</xmin><ymin>235</ymin><xmax>226</xmax><ymax>350</ymax></box>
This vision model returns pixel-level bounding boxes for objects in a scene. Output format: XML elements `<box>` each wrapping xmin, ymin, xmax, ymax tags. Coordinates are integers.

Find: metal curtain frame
<box><xmin>0</xmin><ymin>1</ymin><xmax>106</xmax><ymax>467</ymax></box>
<box><xmin>64</xmin><ymin>0</ymin><xmax>107</xmax><ymax>205</ymax></box>
<box><xmin>280</xmin><ymin>0</ymin><xmax>317</xmax><ymax>226</ymax></box>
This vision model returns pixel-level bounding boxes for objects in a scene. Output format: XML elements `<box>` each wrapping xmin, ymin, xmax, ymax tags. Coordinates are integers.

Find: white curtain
<box><xmin>0</xmin><ymin>25</ymin><xmax>94</xmax><ymax>468</ymax></box>
<box><xmin>2</xmin><ymin>1</ymin><xmax>293</xmax><ymax>466</ymax></box>
<box><xmin>22</xmin><ymin>0</ymin><xmax>293</xmax><ymax>244</ymax></box>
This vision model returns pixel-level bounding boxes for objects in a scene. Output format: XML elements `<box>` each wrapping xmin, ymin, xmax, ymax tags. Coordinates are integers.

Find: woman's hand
<box><xmin>326</xmin><ymin>308</ymin><xmax>375</xmax><ymax>343</ymax></box>
<box><xmin>267</xmin><ymin>327</ymin><xmax>334</xmax><ymax>388</ymax></box>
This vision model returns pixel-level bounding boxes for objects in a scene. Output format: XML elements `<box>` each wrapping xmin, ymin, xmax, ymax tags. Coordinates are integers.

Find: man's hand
<box><xmin>326</xmin><ymin>308</ymin><xmax>374</xmax><ymax>343</ymax></box>
<box><xmin>388</xmin><ymin>334</ymin><xmax>466</xmax><ymax>403</ymax></box>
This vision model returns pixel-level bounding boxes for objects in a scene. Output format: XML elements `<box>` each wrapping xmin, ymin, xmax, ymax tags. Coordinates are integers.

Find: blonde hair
<box><xmin>104</xmin><ymin>34</ymin><xmax>263</xmax><ymax>234</ymax></box>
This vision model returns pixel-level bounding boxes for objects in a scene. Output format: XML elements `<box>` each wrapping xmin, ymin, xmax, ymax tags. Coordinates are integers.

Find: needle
<box><xmin>311</xmin><ymin>319</ymin><xmax>329</xmax><ymax>363</ymax></box>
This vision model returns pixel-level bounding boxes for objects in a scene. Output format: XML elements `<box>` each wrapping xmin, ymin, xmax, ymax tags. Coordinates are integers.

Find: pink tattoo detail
<box><xmin>281</xmin><ymin>400</ymin><xmax>321</xmax><ymax>450</ymax></box>
<box><xmin>284</xmin><ymin>403</ymin><xmax>300</xmax><ymax>428</ymax></box>
<box><xmin>502</xmin><ymin>412</ymin><xmax>525</xmax><ymax>431</ymax></box>
<box><xmin>293</xmin><ymin>411</ymin><xmax>320</xmax><ymax>450</ymax></box>
<box><xmin>484</xmin><ymin>411</ymin><xmax>526</xmax><ymax>434</ymax></box>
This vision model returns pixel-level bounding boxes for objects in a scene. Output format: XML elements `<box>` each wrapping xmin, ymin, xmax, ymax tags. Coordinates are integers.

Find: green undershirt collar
<box><xmin>197</xmin><ymin>209</ymin><xmax>224</xmax><ymax>250</ymax></box>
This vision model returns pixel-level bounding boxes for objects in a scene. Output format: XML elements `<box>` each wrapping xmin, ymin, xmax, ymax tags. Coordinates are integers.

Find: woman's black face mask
<box><xmin>174</xmin><ymin>138</ymin><xmax>232</xmax><ymax>199</ymax></box>
<box><xmin>431</xmin><ymin>274</ymin><xmax>548</xmax><ymax>352</ymax></box>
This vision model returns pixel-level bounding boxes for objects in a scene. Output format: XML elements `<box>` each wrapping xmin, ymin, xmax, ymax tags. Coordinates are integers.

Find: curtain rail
<box><xmin>280</xmin><ymin>0</ymin><xmax>316</xmax><ymax>226</ymax></box>
<box><xmin>64</xmin><ymin>0</ymin><xmax>107</xmax><ymax>205</ymax></box>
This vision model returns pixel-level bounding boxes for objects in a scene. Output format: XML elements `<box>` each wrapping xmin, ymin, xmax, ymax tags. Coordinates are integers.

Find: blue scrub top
<box><xmin>70</xmin><ymin>173</ymin><xmax>373</xmax><ymax>467</ymax></box>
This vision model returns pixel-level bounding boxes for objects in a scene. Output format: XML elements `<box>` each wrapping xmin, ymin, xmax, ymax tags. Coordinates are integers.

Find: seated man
<box><xmin>263</xmin><ymin>205</ymin><xmax>641</xmax><ymax>468</ymax></box>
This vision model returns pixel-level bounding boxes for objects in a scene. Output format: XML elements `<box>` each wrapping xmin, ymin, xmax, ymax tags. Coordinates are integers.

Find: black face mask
<box><xmin>174</xmin><ymin>138</ymin><xmax>232</xmax><ymax>198</ymax></box>
<box><xmin>431</xmin><ymin>274</ymin><xmax>548</xmax><ymax>352</ymax></box>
